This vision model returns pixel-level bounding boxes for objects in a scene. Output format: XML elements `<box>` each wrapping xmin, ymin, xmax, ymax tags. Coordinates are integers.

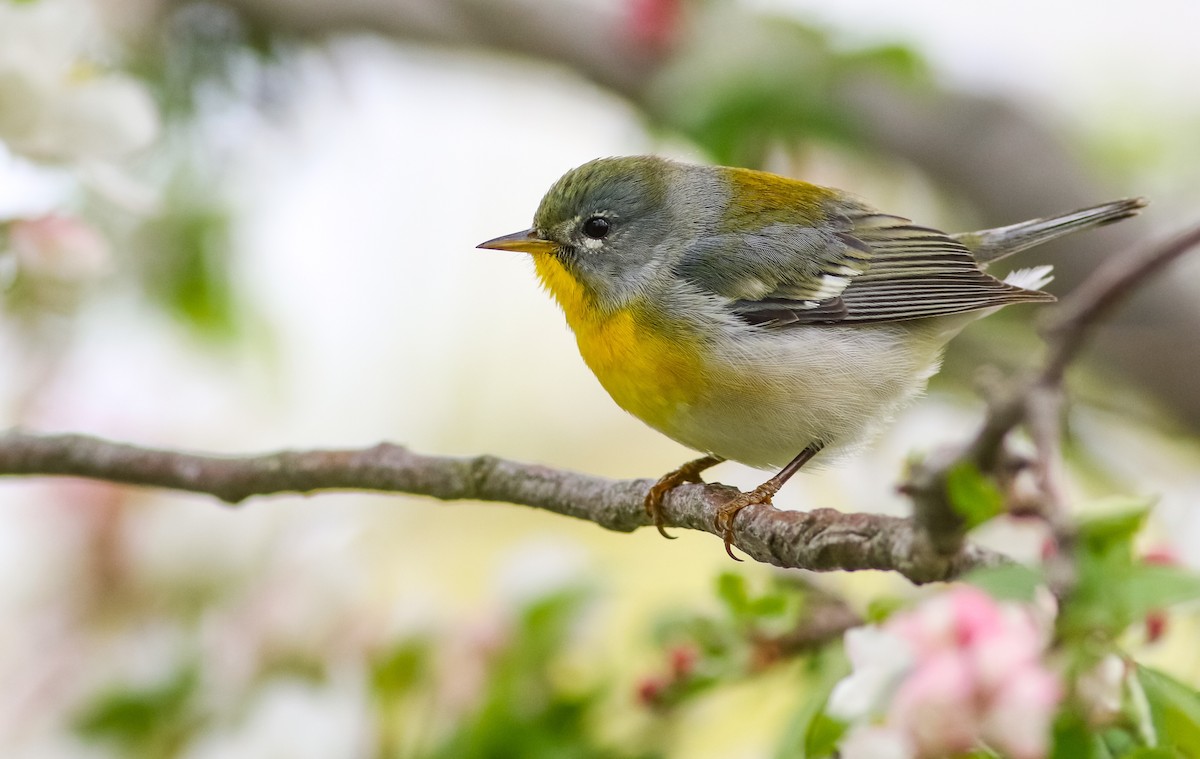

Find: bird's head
<box><xmin>478</xmin><ymin>156</ymin><xmax>687</xmax><ymax>313</ymax></box>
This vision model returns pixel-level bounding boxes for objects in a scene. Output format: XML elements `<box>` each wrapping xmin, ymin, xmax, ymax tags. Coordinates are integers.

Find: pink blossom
<box><xmin>1140</xmin><ymin>546</ymin><xmax>1177</xmax><ymax>644</ymax></box>
<box><xmin>833</xmin><ymin>586</ymin><xmax>1061</xmax><ymax>759</ymax></box>
<box><xmin>636</xmin><ymin>676</ymin><xmax>666</xmax><ymax>708</ymax></box>
<box><xmin>627</xmin><ymin>0</ymin><xmax>682</xmax><ymax>52</ymax></box>
<box><xmin>9</xmin><ymin>214</ymin><xmax>111</xmax><ymax>281</ymax></box>
<box><xmin>1145</xmin><ymin>609</ymin><xmax>1168</xmax><ymax>643</ymax></box>
<box><xmin>888</xmin><ymin>651</ymin><xmax>979</xmax><ymax>757</ymax></box>
<box><xmin>669</xmin><ymin>644</ymin><xmax>698</xmax><ymax>678</ymax></box>
<box><xmin>1142</xmin><ymin>544</ymin><xmax>1178</xmax><ymax>566</ymax></box>
<box><xmin>968</xmin><ymin>604</ymin><xmax>1048</xmax><ymax>692</ymax></box>
<box><xmin>981</xmin><ymin>664</ymin><xmax>1062</xmax><ymax>759</ymax></box>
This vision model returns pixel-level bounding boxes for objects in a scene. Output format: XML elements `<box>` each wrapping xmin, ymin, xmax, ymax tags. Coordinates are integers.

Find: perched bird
<box><xmin>479</xmin><ymin>156</ymin><xmax>1144</xmax><ymax>557</ymax></box>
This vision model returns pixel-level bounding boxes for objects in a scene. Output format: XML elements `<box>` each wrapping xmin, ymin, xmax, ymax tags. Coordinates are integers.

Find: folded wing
<box><xmin>675</xmin><ymin>209</ymin><xmax>1054</xmax><ymax>327</ymax></box>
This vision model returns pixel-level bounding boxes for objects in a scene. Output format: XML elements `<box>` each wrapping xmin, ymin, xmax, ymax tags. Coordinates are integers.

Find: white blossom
<box><xmin>0</xmin><ymin>0</ymin><xmax>158</xmax><ymax>163</ymax></box>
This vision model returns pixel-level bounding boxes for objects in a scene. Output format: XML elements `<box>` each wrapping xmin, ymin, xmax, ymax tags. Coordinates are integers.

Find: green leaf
<box><xmin>1116</xmin><ymin>566</ymin><xmax>1200</xmax><ymax>614</ymax></box>
<box><xmin>1064</xmin><ymin>563</ymin><xmax>1200</xmax><ymax>638</ymax></box>
<box><xmin>944</xmin><ymin>461</ymin><xmax>1005</xmax><ymax>529</ymax></box>
<box><xmin>645</xmin><ymin>14</ymin><xmax>924</xmax><ymax>166</ymax></box>
<box><xmin>716</xmin><ymin>572</ymin><xmax>751</xmax><ymax>617</ymax></box>
<box><xmin>864</xmin><ymin>595</ymin><xmax>905</xmax><ymax>623</ymax></box>
<box><xmin>1061</xmin><ymin>501</ymin><xmax>1200</xmax><ymax>639</ymax></box>
<box><xmin>75</xmin><ymin>664</ymin><xmax>201</xmax><ymax>754</ymax></box>
<box><xmin>1137</xmin><ymin>665</ymin><xmax>1200</xmax><ymax>755</ymax></box>
<box><xmin>370</xmin><ymin>638</ymin><xmax>430</xmax><ymax>699</ymax></box>
<box><xmin>1050</xmin><ymin>713</ymin><xmax>1107</xmax><ymax>759</ymax></box>
<box><xmin>750</xmin><ymin>591</ymin><xmax>790</xmax><ymax>618</ymax></box>
<box><xmin>139</xmin><ymin>202</ymin><xmax>237</xmax><ymax>339</ymax></box>
<box><xmin>425</xmin><ymin>586</ymin><xmax>661</xmax><ymax>759</ymax></box>
<box><xmin>843</xmin><ymin>44</ymin><xmax>931</xmax><ymax>82</ymax></box>
<box><xmin>802</xmin><ymin>714</ymin><xmax>846</xmax><ymax>759</ymax></box>
<box><xmin>1101</xmin><ymin>726</ymin><xmax>1140</xmax><ymax>756</ymax></box>
<box><xmin>773</xmin><ymin>648</ymin><xmax>850</xmax><ymax>759</ymax></box>
<box><xmin>1077</xmin><ymin>505</ymin><xmax>1151</xmax><ymax>558</ymax></box>
<box><xmin>135</xmin><ymin>169</ymin><xmax>243</xmax><ymax>342</ymax></box>
<box><xmin>965</xmin><ymin>563</ymin><xmax>1044</xmax><ymax>602</ymax></box>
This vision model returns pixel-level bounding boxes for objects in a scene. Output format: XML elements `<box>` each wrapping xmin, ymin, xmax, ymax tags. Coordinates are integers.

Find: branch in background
<box><xmin>749</xmin><ymin>580</ymin><xmax>864</xmax><ymax>669</ymax></box>
<box><xmin>1039</xmin><ymin>223</ymin><xmax>1200</xmax><ymax>384</ymax></box>
<box><xmin>640</xmin><ymin>574</ymin><xmax>864</xmax><ymax>709</ymax></box>
<box><xmin>1001</xmin><ymin>222</ymin><xmax>1200</xmax><ymax>514</ymax></box>
<box><xmin>125</xmin><ymin>0</ymin><xmax>1200</xmax><ymax>428</ymax></box>
<box><xmin>0</xmin><ymin>431</ymin><xmax>1001</xmax><ymax>584</ymax></box>
<box><xmin>906</xmin><ymin>221</ymin><xmax>1200</xmax><ymax>582</ymax></box>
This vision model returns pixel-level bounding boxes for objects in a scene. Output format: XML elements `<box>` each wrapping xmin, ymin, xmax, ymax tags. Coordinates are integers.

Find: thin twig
<box><xmin>1040</xmin><ymin>223</ymin><xmax>1200</xmax><ymax>384</ymax></box>
<box><xmin>1022</xmin><ymin>222</ymin><xmax>1200</xmax><ymax>521</ymax></box>
<box><xmin>907</xmin><ymin>221</ymin><xmax>1200</xmax><ymax>565</ymax></box>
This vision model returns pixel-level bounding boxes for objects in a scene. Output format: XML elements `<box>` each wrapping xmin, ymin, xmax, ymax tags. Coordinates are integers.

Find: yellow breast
<box><xmin>533</xmin><ymin>254</ymin><xmax>707</xmax><ymax>430</ymax></box>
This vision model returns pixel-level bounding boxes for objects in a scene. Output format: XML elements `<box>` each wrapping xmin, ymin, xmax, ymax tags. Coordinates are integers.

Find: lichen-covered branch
<box><xmin>0</xmin><ymin>430</ymin><xmax>1000</xmax><ymax>584</ymax></box>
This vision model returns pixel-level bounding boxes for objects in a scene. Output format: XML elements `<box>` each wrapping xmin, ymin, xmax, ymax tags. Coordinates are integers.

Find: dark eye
<box><xmin>582</xmin><ymin>216</ymin><xmax>611</xmax><ymax>240</ymax></box>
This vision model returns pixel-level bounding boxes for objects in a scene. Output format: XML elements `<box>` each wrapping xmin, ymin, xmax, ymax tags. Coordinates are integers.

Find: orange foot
<box><xmin>714</xmin><ymin>444</ymin><xmax>824</xmax><ymax>561</ymax></box>
<box><xmin>713</xmin><ymin>481</ymin><xmax>784</xmax><ymax>561</ymax></box>
<box><xmin>644</xmin><ymin>455</ymin><xmax>723</xmax><ymax>539</ymax></box>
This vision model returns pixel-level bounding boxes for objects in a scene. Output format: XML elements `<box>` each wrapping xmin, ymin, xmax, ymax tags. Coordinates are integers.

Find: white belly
<box><xmin>658</xmin><ymin>321</ymin><xmax>957</xmax><ymax>469</ymax></box>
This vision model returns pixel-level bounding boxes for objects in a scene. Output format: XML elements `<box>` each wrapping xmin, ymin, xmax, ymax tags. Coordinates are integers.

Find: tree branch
<box><xmin>1040</xmin><ymin>223</ymin><xmax>1200</xmax><ymax>385</ymax></box>
<box><xmin>5</xmin><ymin>232</ymin><xmax>1195</xmax><ymax>587</ymax></box>
<box><xmin>905</xmin><ymin>220</ymin><xmax>1200</xmax><ymax>585</ymax></box>
<box><xmin>0</xmin><ymin>430</ymin><xmax>1000</xmax><ymax>584</ymax></box>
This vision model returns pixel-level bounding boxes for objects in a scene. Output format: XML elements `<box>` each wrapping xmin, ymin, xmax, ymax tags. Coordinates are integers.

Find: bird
<box><xmin>478</xmin><ymin>155</ymin><xmax>1145</xmax><ymax>558</ymax></box>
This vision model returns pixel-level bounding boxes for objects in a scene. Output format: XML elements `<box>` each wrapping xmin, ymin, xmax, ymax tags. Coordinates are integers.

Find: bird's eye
<box><xmin>582</xmin><ymin>216</ymin><xmax>611</xmax><ymax>240</ymax></box>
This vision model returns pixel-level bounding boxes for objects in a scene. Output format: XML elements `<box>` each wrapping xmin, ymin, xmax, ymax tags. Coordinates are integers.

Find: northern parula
<box><xmin>479</xmin><ymin>156</ymin><xmax>1144</xmax><ymax>556</ymax></box>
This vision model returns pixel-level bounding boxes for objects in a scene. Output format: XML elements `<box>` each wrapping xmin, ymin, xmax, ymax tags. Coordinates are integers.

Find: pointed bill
<box><xmin>476</xmin><ymin>229</ymin><xmax>557</xmax><ymax>254</ymax></box>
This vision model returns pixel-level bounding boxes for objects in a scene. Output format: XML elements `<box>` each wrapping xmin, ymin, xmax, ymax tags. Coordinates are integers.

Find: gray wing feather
<box><xmin>676</xmin><ymin>225</ymin><xmax>870</xmax><ymax>304</ymax></box>
<box><xmin>677</xmin><ymin>209</ymin><xmax>1053</xmax><ymax>327</ymax></box>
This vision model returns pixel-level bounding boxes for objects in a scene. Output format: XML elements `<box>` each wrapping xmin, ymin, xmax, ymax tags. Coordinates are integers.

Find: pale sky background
<box><xmin>770</xmin><ymin>0</ymin><xmax>1200</xmax><ymax>110</ymax></box>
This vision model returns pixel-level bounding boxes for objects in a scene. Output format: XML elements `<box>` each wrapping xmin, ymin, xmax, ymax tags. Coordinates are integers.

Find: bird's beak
<box><xmin>476</xmin><ymin>228</ymin><xmax>557</xmax><ymax>255</ymax></box>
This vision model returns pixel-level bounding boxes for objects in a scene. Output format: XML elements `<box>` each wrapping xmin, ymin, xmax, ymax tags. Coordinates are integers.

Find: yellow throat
<box><xmin>532</xmin><ymin>253</ymin><xmax>706</xmax><ymax>430</ymax></box>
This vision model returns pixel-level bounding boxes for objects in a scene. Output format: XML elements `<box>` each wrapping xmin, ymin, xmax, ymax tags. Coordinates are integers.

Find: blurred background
<box><xmin>2</xmin><ymin>0</ymin><xmax>1199</xmax><ymax>756</ymax></box>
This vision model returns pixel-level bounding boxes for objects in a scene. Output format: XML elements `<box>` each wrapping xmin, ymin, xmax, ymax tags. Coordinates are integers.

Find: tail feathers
<box><xmin>1003</xmin><ymin>265</ymin><xmax>1055</xmax><ymax>294</ymax></box>
<box><xmin>956</xmin><ymin>197</ymin><xmax>1147</xmax><ymax>265</ymax></box>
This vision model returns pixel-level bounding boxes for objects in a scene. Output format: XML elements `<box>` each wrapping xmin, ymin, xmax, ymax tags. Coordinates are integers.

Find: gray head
<box><xmin>478</xmin><ymin>156</ymin><xmax>686</xmax><ymax>312</ymax></box>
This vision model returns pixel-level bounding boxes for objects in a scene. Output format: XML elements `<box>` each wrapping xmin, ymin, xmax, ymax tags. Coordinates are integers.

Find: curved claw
<box><xmin>723</xmin><ymin>532</ymin><xmax>743</xmax><ymax>562</ymax></box>
<box><xmin>644</xmin><ymin>481</ymin><xmax>678</xmax><ymax>539</ymax></box>
<box><xmin>643</xmin><ymin>455</ymin><xmax>723</xmax><ymax>541</ymax></box>
<box><xmin>713</xmin><ymin>498</ymin><xmax>747</xmax><ymax>561</ymax></box>
<box><xmin>712</xmin><ymin>444</ymin><xmax>822</xmax><ymax>561</ymax></box>
<box><xmin>714</xmin><ymin>488</ymin><xmax>777</xmax><ymax>562</ymax></box>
